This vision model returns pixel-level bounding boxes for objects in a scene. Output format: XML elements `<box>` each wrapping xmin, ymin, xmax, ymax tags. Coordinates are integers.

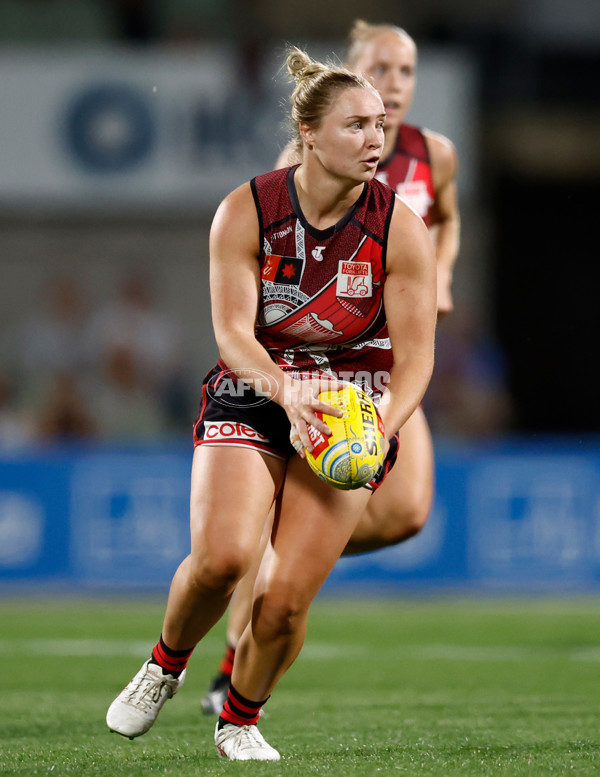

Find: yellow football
<box><xmin>304</xmin><ymin>384</ymin><xmax>385</xmax><ymax>490</ymax></box>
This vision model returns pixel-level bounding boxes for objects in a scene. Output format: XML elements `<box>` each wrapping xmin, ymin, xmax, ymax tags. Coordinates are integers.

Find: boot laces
<box><xmin>124</xmin><ymin>668</ymin><xmax>172</xmax><ymax>712</ymax></box>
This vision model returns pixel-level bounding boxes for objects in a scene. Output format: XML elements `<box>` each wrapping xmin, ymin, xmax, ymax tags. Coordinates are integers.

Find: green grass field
<box><xmin>0</xmin><ymin>595</ymin><xmax>598</xmax><ymax>776</ymax></box>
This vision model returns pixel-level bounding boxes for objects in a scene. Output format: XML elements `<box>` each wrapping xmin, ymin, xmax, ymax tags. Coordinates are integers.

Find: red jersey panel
<box><xmin>375</xmin><ymin>123</ymin><xmax>435</xmax><ymax>226</ymax></box>
<box><xmin>250</xmin><ymin>166</ymin><xmax>396</xmax><ymax>398</ymax></box>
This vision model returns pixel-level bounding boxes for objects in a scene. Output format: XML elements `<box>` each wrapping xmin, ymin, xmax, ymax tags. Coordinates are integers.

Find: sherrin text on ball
<box><xmin>304</xmin><ymin>384</ymin><xmax>385</xmax><ymax>489</ymax></box>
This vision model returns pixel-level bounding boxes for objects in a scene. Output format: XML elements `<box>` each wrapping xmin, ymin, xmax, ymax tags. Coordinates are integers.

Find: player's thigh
<box><xmin>267</xmin><ymin>455</ymin><xmax>371</xmax><ymax>599</ymax></box>
<box><xmin>190</xmin><ymin>445</ymin><xmax>285</xmax><ymax>562</ymax></box>
<box><xmin>395</xmin><ymin>405</ymin><xmax>434</xmax><ymax>491</ymax></box>
<box><xmin>373</xmin><ymin>405</ymin><xmax>434</xmax><ymax>512</ymax></box>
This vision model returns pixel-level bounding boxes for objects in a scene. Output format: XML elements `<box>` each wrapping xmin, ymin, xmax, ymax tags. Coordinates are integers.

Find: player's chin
<box><xmin>360</xmin><ymin>165</ymin><xmax>379</xmax><ymax>181</ymax></box>
<box><xmin>354</xmin><ymin>161</ymin><xmax>379</xmax><ymax>179</ymax></box>
<box><xmin>339</xmin><ymin>166</ymin><xmax>377</xmax><ymax>187</ymax></box>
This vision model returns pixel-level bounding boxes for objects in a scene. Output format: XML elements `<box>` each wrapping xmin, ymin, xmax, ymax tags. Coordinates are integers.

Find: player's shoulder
<box><xmin>422</xmin><ymin>128</ymin><xmax>458</xmax><ymax>180</ymax></box>
<box><xmin>363</xmin><ymin>176</ymin><xmax>397</xmax><ymax>222</ymax></box>
<box><xmin>252</xmin><ymin>166</ymin><xmax>292</xmax><ymax>198</ymax></box>
<box><xmin>211</xmin><ymin>181</ymin><xmax>256</xmax><ymax>236</ymax></box>
<box><xmin>369</xmin><ymin>174</ymin><xmax>395</xmax><ymax>199</ymax></box>
<box><xmin>386</xmin><ymin>188</ymin><xmax>433</xmax><ymax>260</ymax></box>
<box><xmin>216</xmin><ymin>180</ymin><xmax>253</xmax><ymax>211</ymax></box>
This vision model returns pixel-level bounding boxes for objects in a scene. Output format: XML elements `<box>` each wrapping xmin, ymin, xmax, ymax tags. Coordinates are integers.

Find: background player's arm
<box><xmin>425</xmin><ymin>129</ymin><xmax>460</xmax><ymax>318</ymax></box>
<box><xmin>274</xmin><ymin>141</ymin><xmax>301</xmax><ymax>170</ymax></box>
<box><xmin>377</xmin><ymin>200</ymin><xmax>437</xmax><ymax>436</ymax></box>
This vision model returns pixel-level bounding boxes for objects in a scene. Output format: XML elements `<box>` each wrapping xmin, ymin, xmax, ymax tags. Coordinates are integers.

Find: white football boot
<box><xmin>200</xmin><ymin>673</ymin><xmax>229</xmax><ymax>715</ymax></box>
<box><xmin>106</xmin><ymin>659</ymin><xmax>186</xmax><ymax>739</ymax></box>
<box><xmin>215</xmin><ymin>722</ymin><xmax>281</xmax><ymax>761</ymax></box>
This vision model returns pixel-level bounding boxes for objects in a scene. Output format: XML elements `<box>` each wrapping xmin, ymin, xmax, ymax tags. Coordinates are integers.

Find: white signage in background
<box><xmin>467</xmin><ymin>457</ymin><xmax>598</xmax><ymax>587</ymax></box>
<box><xmin>0</xmin><ymin>491</ymin><xmax>44</xmax><ymax>567</ymax></box>
<box><xmin>0</xmin><ymin>45</ymin><xmax>475</xmax><ymax>212</ymax></box>
<box><xmin>0</xmin><ymin>47</ymin><xmax>279</xmax><ymax>212</ymax></box>
<box><xmin>69</xmin><ymin>456</ymin><xmax>191</xmax><ymax>584</ymax></box>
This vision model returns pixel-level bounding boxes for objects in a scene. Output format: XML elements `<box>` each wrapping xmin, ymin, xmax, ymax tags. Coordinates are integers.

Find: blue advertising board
<box><xmin>0</xmin><ymin>438</ymin><xmax>599</xmax><ymax>593</ymax></box>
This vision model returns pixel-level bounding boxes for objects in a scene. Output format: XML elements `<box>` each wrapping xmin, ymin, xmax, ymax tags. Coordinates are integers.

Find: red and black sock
<box><xmin>217</xmin><ymin>684</ymin><xmax>269</xmax><ymax>729</ymax></box>
<box><xmin>150</xmin><ymin>634</ymin><xmax>194</xmax><ymax>678</ymax></box>
<box><xmin>219</xmin><ymin>643</ymin><xmax>236</xmax><ymax>677</ymax></box>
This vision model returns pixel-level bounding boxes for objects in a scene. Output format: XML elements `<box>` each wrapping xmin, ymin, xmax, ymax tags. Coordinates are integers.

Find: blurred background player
<box><xmin>201</xmin><ymin>19</ymin><xmax>460</xmax><ymax>715</ymax></box>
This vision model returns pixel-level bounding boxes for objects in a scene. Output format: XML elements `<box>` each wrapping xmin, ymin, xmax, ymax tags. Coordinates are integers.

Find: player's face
<box><xmin>351</xmin><ymin>33</ymin><xmax>417</xmax><ymax>130</ymax></box>
<box><xmin>307</xmin><ymin>87</ymin><xmax>385</xmax><ymax>182</ymax></box>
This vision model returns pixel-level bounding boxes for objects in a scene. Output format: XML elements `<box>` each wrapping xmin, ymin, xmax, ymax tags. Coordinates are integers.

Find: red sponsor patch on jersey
<box><xmin>261</xmin><ymin>255</ymin><xmax>304</xmax><ymax>285</ymax></box>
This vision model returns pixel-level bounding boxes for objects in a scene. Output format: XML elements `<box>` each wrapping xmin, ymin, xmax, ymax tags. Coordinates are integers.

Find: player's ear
<box><xmin>299</xmin><ymin>121</ymin><xmax>315</xmax><ymax>150</ymax></box>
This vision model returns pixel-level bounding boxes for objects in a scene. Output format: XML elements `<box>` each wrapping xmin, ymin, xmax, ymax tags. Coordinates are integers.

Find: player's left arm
<box><xmin>377</xmin><ymin>198</ymin><xmax>437</xmax><ymax>437</ymax></box>
<box><xmin>424</xmin><ymin>129</ymin><xmax>460</xmax><ymax>319</ymax></box>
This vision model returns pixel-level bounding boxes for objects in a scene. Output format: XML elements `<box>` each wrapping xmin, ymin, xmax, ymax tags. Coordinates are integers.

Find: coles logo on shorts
<box><xmin>204</xmin><ymin>421</ymin><xmax>270</xmax><ymax>444</ymax></box>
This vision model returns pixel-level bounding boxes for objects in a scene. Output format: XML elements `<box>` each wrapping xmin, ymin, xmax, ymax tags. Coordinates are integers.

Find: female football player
<box><xmin>201</xmin><ymin>20</ymin><xmax>460</xmax><ymax>716</ymax></box>
<box><xmin>106</xmin><ymin>45</ymin><xmax>436</xmax><ymax>760</ymax></box>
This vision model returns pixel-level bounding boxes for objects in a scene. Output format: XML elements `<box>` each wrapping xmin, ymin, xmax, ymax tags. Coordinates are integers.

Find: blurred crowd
<box><xmin>424</xmin><ymin>308</ymin><xmax>514</xmax><ymax>438</ymax></box>
<box><xmin>0</xmin><ymin>268</ymin><xmax>513</xmax><ymax>451</ymax></box>
<box><xmin>0</xmin><ymin>271</ymin><xmax>192</xmax><ymax>449</ymax></box>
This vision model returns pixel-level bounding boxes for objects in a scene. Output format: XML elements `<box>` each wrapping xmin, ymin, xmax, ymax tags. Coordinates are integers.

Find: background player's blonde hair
<box><xmin>346</xmin><ymin>19</ymin><xmax>416</xmax><ymax>68</ymax></box>
<box><xmin>286</xmin><ymin>46</ymin><xmax>377</xmax><ymax>157</ymax></box>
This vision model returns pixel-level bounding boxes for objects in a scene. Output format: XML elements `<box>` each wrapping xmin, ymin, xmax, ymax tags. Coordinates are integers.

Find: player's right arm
<box><xmin>209</xmin><ymin>184</ymin><xmax>340</xmax><ymax>448</ymax></box>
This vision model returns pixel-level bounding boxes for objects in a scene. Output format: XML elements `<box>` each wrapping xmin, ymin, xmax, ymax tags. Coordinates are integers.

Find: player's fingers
<box><xmin>301</xmin><ymin>406</ymin><xmax>332</xmax><ymax>436</ymax></box>
<box><xmin>294</xmin><ymin>418</ymin><xmax>314</xmax><ymax>452</ymax></box>
<box><xmin>311</xmin><ymin>398</ymin><xmax>341</xmax><ymax>421</ymax></box>
<box><xmin>289</xmin><ymin>425</ymin><xmax>305</xmax><ymax>458</ymax></box>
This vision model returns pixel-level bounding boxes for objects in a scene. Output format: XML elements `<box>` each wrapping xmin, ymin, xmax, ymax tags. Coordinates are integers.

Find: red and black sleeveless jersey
<box><xmin>250</xmin><ymin>166</ymin><xmax>396</xmax><ymax>397</ymax></box>
<box><xmin>375</xmin><ymin>123</ymin><xmax>435</xmax><ymax>226</ymax></box>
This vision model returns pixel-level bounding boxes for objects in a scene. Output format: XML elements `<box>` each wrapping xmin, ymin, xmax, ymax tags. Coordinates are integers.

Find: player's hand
<box><xmin>284</xmin><ymin>377</ymin><xmax>342</xmax><ymax>453</ymax></box>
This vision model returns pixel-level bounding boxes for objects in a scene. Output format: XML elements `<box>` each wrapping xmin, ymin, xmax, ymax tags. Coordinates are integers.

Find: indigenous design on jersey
<box><xmin>375</xmin><ymin>123</ymin><xmax>435</xmax><ymax>225</ymax></box>
<box><xmin>250</xmin><ymin>166</ymin><xmax>396</xmax><ymax>397</ymax></box>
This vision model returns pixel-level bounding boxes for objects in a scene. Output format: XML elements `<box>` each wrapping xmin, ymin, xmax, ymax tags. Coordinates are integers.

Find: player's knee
<box><xmin>379</xmin><ymin>501</ymin><xmax>430</xmax><ymax>546</ymax></box>
<box><xmin>400</xmin><ymin>497</ymin><xmax>430</xmax><ymax>537</ymax></box>
<box><xmin>189</xmin><ymin>547</ymin><xmax>252</xmax><ymax>594</ymax></box>
<box><xmin>396</xmin><ymin>509</ymin><xmax>428</xmax><ymax>541</ymax></box>
<box><xmin>253</xmin><ymin>587</ymin><xmax>307</xmax><ymax>643</ymax></box>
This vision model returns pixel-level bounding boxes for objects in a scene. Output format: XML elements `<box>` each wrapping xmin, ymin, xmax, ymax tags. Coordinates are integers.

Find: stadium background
<box><xmin>0</xmin><ymin>0</ymin><xmax>599</xmax><ymax>593</ymax></box>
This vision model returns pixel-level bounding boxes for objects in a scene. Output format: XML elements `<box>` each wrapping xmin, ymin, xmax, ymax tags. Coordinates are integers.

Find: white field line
<box><xmin>0</xmin><ymin>639</ymin><xmax>598</xmax><ymax>662</ymax></box>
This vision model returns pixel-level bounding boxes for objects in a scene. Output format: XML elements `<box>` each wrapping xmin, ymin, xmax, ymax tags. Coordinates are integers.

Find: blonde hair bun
<box><xmin>286</xmin><ymin>46</ymin><xmax>328</xmax><ymax>84</ymax></box>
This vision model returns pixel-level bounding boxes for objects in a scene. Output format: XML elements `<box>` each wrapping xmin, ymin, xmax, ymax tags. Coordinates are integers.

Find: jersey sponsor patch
<box><xmin>203</xmin><ymin>421</ymin><xmax>270</xmax><ymax>443</ymax></box>
<box><xmin>395</xmin><ymin>180</ymin><xmax>433</xmax><ymax>219</ymax></box>
<box><xmin>336</xmin><ymin>260</ymin><xmax>372</xmax><ymax>298</ymax></box>
<box><xmin>261</xmin><ymin>255</ymin><xmax>304</xmax><ymax>285</ymax></box>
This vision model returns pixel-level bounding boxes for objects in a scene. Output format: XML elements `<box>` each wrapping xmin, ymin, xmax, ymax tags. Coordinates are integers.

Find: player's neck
<box><xmin>294</xmin><ymin>166</ymin><xmax>364</xmax><ymax>231</ymax></box>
